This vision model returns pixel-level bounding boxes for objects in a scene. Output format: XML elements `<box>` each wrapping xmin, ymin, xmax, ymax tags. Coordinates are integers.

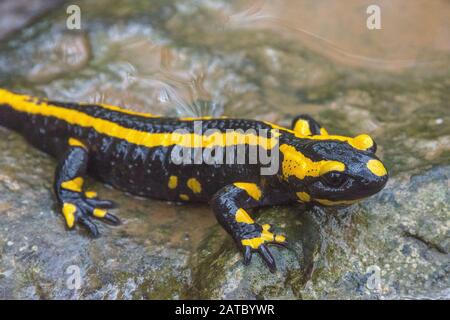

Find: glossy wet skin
<box><xmin>285</xmin><ymin>138</ymin><xmax>389</xmax><ymax>206</ymax></box>
<box><xmin>0</xmin><ymin>88</ymin><xmax>390</xmax><ymax>272</ymax></box>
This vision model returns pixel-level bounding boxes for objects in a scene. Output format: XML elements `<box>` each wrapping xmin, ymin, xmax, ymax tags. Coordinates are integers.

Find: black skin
<box><xmin>54</xmin><ymin>144</ymin><xmax>120</xmax><ymax>236</ymax></box>
<box><xmin>0</xmin><ymin>96</ymin><xmax>389</xmax><ymax>272</ymax></box>
<box><xmin>211</xmin><ymin>184</ymin><xmax>292</xmax><ymax>271</ymax></box>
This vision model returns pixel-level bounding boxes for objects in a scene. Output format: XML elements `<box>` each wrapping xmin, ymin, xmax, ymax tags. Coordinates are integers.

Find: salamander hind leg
<box><xmin>54</xmin><ymin>138</ymin><xmax>120</xmax><ymax>236</ymax></box>
<box><xmin>211</xmin><ymin>183</ymin><xmax>288</xmax><ymax>273</ymax></box>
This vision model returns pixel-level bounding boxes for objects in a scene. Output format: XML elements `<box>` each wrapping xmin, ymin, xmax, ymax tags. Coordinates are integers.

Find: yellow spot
<box><xmin>292</xmin><ymin>119</ymin><xmax>329</xmax><ymax>137</ymax></box>
<box><xmin>241</xmin><ymin>224</ymin><xmax>285</xmax><ymax>249</ymax></box>
<box><xmin>168</xmin><ymin>176</ymin><xmax>178</xmax><ymax>189</ymax></box>
<box><xmin>179</xmin><ymin>194</ymin><xmax>189</xmax><ymax>201</ymax></box>
<box><xmin>319</xmin><ymin>127</ymin><xmax>328</xmax><ymax>135</ymax></box>
<box><xmin>235</xmin><ymin>208</ymin><xmax>254</xmax><ymax>224</ymax></box>
<box><xmin>315</xmin><ymin>198</ymin><xmax>360</xmax><ymax>206</ymax></box>
<box><xmin>352</xmin><ymin>134</ymin><xmax>374</xmax><ymax>150</ymax></box>
<box><xmin>93</xmin><ymin>208</ymin><xmax>107</xmax><ymax>218</ymax></box>
<box><xmin>280</xmin><ymin>144</ymin><xmax>345</xmax><ymax>180</ymax></box>
<box><xmin>85</xmin><ymin>191</ymin><xmax>97</xmax><ymax>198</ymax></box>
<box><xmin>61</xmin><ymin>177</ymin><xmax>84</xmax><ymax>193</ymax></box>
<box><xmin>62</xmin><ymin>203</ymin><xmax>76</xmax><ymax>228</ymax></box>
<box><xmin>367</xmin><ymin>159</ymin><xmax>387</xmax><ymax>176</ymax></box>
<box><xmin>293</xmin><ymin>119</ymin><xmax>312</xmax><ymax>136</ymax></box>
<box><xmin>68</xmin><ymin>138</ymin><xmax>86</xmax><ymax>149</ymax></box>
<box><xmin>187</xmin><ymin>178</ymin><xmax>202</xmax><ymax>194</ymax></box>
<box><xmin>233</xmin><ymin>183</ymin><xmax>261</xmax><ymax>201</ymax></box>
<box><xmin>296</xmin><ymin>192</ymin><xmax>311</xmax><ymax>202</ymax></box>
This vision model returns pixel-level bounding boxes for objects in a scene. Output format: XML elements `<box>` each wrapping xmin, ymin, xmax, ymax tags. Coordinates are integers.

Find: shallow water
<box><xmin>230</xmin><ymin>0</ymin><xmax>450</xmax><ymax>70</ymax></box>
<box><xmin>0</xmin><ymin>0</ymin><xmax>449</xmax><ymax>299</ymax></box>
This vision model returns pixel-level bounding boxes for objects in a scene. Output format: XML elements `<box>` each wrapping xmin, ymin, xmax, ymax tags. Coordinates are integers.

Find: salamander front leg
<box><xmin>291</xmin><ymin>114</ymin><xmax>328</xmax><ymax>136</ymax></box>
<box><xmin>54</xmin><ymin>138</ymin><xmax>120</xmax><ymax>236</ymax></box>
<box><xmin>210</xmin><ymin>183</ymin><xmax>287</xmax><ymax>273</ymax></box>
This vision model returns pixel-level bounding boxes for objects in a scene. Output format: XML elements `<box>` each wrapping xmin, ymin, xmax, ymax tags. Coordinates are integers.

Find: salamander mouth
<box><xmin>305</xmin><ymin>174</ymin><xmax>388</xmax><ymax>205</ymax></box>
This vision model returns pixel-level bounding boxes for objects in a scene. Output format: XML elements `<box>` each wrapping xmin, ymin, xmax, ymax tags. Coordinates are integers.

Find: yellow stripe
<box><xmin>0</xmin><ymin>89</ymin><xmax>372</xmax><ymax>151</ymax></box>
<box><xmin>280</xmin><ymin>144</ymin><xmax>345</xmax><ymax>180</ymax></box>
<box><xmin>178</xmin><ymin>116</ymin><xmax>228</xmax><ymax>121</ymax></box>
<box><xmin>233</xmin><ymin>182</ymin><xmax>261</xmax><ymax>201</ymax></box>
<box><xmin>300</xmin><ymin>133</ymin><xmax>373</xmax><ymax>150</ymax></box>
<box><xmin>68</xmin><ymin>138</ymin><xmax>86</xmax><ymax>149</ymax></box>
<box><xmin>0</xmin><ymin>90</ymin><xmax>278</xmax><ymax>150</ymax></box>
<box><xmin>264</xmin><ymin>121</ymin><xmax>373</xmax><ymax>151</ymax></box>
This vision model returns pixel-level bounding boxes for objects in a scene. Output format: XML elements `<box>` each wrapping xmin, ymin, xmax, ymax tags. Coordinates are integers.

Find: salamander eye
<box><xmin>323</xmin><ymin>171</ymin><xmax>346</xmax><ymax>187</ymax></box>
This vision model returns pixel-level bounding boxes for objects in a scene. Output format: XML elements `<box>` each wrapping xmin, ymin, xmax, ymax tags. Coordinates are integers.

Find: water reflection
<box><xmin>62</xmin><ymin>33</ymin><xmax>224</xmax><ymax>117</ymax></box>
<box><xmin>227</xmin><ymin>0</ymin><xmax>450</xmax><ymax>71</ymax></box>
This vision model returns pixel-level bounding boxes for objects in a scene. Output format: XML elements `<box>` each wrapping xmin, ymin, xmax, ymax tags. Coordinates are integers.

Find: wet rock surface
<box><xmin>0</xmin><ymin>0</ymin><xmax>449</xmax><ymax>299</ymax></box>
<box><xmin>191</xmin><ymin>166</ymin><xmax>450</xmax><ymax>299</ymax></box>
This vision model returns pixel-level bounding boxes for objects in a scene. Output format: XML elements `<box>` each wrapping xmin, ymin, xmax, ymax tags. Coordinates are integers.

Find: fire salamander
<box><xmin>0</xmin><ymin>88</ymin><xmax>388</xmax><ymax>272</ymax></box>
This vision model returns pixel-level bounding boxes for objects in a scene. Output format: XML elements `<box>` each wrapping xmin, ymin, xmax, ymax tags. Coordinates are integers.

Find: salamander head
<box><xmin>279</xmin><ymin>134</ymin><xmax>388</xmax><ymax>206</ymax></box>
